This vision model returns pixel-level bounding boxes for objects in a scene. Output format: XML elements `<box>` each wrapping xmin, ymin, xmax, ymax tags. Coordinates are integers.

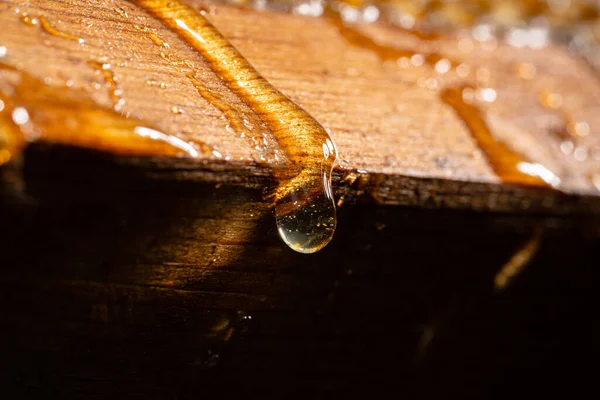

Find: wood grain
<box><xmin>1</xmin><ymin>3</ymin><xmax>598</xmax><ymax>396</ymax></box>
<box><xmin>0</xmin><ymin>0</ymin><xmax>599</xmax><ymax>214</ymax></box>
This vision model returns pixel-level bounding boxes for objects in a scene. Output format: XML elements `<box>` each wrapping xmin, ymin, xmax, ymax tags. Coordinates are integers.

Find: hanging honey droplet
<box><xmin>275</xmin><ymin>139</ymin><xmax>337</xmax><ymax>253</ymax></box>
<box><xmin>276</xmin><ymin>184</ymin><xmax>337</xmax><ymax>253</ymax></box>
<box><xmin>128</xmin><ymin>0</ymin><xmax>338</xmax><ymax>253</ymax></box>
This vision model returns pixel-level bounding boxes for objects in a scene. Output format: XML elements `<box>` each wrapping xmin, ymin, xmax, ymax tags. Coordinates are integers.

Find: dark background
<box><xmin>1</xmin><ymin>145</ymin><xmax>597</xmax><ymax>398</ymax></box>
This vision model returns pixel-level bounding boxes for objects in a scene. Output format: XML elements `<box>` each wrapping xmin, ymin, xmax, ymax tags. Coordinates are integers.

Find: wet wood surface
<box><xmin>0</xmin><ymin>0</ymin><xmax>599</xmax><ymax>214</ymax></box>
<box><xmin>1</xmin><ymin>1</ymin><xmax>599</xmax><ymax>397</ymax></box>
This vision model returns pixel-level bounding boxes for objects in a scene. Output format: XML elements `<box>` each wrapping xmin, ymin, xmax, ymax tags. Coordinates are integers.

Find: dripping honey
<box><xmin>134</xmin><ymin>15</ymin><xmax>280</xmax><ymax>164</ymax></box>
<box><xmin>128</xmin><ymin>0</ymin><xmax>339</xmax><ymax>253</ymax></box>
<box><xmin>3</xmin><ymin>0</ymin><xmax>578</xmax><ymax>253</ymax></box>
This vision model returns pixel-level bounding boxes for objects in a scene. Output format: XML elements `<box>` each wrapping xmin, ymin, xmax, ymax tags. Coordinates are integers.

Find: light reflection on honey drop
<box><xmin>275</xmin><ymin>139</ymin><xmax>337</xmax><ymax>254</ymax></box>
<box><xmin>128</xmin><ymin>0</ymin><xmax>338</xmax><ymax>253</ymax></box>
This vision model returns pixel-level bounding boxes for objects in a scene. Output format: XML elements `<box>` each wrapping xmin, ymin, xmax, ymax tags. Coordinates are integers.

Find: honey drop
<box><xmin>128</xmin><ymin>0</ymin><xmax>338</xmax><ymax>253</ymax></box>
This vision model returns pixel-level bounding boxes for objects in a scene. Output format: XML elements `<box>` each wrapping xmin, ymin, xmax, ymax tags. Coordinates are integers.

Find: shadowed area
<box><xmin>0</xmin><ymin>144</ymin><xmax>597</xmax><ymax>398</ymax></box>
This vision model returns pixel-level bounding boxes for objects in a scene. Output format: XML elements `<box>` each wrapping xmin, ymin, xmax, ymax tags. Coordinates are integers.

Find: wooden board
<box><xmin>1</xmin><ymin>2</ymin><xmax>598</xmax><ymax>394</ymax></box>
<box><xmin>0</xmin><ymin>0</ymin><xmax>599</xmax><ymax>215</ymax></box>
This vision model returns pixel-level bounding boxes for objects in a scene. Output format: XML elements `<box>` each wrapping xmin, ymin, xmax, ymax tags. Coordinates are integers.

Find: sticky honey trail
<box><xmin>327</xmin><ymin>10</ymin><xmax>455</xmax><ymax>68</ymax></box>
<box><xmin>440</xmin><ymin>86</ymin><xmax>560</xmax><ymax>188</ymax></box>
<box><xmin>0</xmin><ymin>63</ymin><xmax>204</xmax><ymax>163</ymax></box>
<box><xmin>19</xmin><ymin>12</ymin><xmax>84</xmax><ymax>43</ymax></box>
<box><xmin>127</xmin><ymin>0</ymin><xmax>338</xmax><ymax>253</ymax></box>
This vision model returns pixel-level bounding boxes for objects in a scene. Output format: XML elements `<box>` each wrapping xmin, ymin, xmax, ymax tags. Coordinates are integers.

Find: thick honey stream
<box><xmin>127</xmin><ymin>0</ymin><xmax>338</xmax><ymax>253</ymax></box>
<box><xmin>440</xmin><ymin>86</ymin><xmax>560</xmax><ymax>188</ymax></box>
<box><xmin>0</xmin><ymin>63</ymin><xmax>202</xmax><ymax>163</ymax></box>
<box><xmin>138</xmin><ymin>33</ymin><xmax>278</xmax><ymax>162</ymax></box>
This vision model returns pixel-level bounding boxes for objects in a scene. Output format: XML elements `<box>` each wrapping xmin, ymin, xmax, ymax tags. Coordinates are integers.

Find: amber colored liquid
<box><xmin>440</xmin><ymin>86</ymin><xmax>559</xmax><ymax>188</ymax></box>
<box><xmin>325</xmin><ymin>7</ymin><xmax>557</xmax><ymax>189</ymax></box>
<box><xmin>186</xmin><ymin>71</ymin><xmax>277</xmax><ymax>162</ymax></box>
<box><xmin>127</xmin><ymin>0</ymin><xmax>338</xmax><ymax>253</ymax></box>
<box><xmin>38</xmin><ymin>16</ymin><xmax>84</xmax><ymax>43</ymax></box>
<box><xmin>0</xmin><ymin>63</ymin><xmax>204</xmax><ymax>164</ymax></box>
<box><xmin>19</xmin><ymin>13</ymin><xmax>84</xmax><ymax>43</ymax></box>
<box><xmin>327</xmin><ymin>10</ymin><xmax>455</xmax><ymax>68</ymax></box>
<box><xmin>87</xmin><ymin>60</ymin><xmax>124</xmax><ymax>110</ymax></box>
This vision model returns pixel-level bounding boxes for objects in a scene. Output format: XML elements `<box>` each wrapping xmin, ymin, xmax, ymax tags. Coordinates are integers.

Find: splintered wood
<box><xmin>0</xmin><ymin>0</ymin><xmax>599</xmax><ymax>214</ymax></box>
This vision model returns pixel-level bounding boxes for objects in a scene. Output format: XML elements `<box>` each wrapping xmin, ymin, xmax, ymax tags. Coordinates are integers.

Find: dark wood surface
<box><xmin>1</xmin><ymin>145</ymin><xmax>598</xmax><ymax>398</ymax></box>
